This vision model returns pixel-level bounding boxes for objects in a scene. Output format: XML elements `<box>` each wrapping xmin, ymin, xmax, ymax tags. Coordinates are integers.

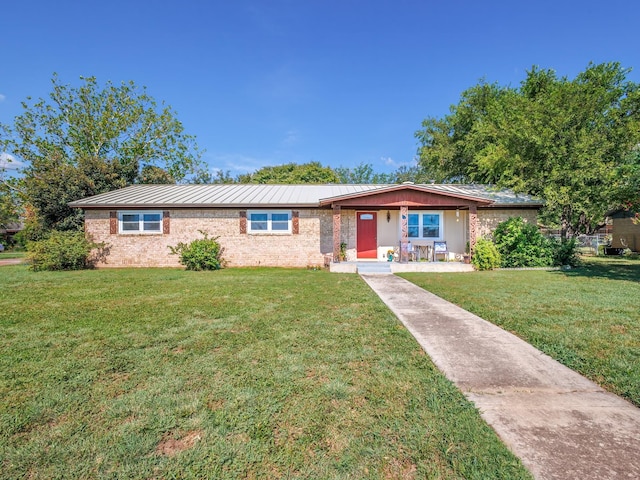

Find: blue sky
<box><xmin>1</xmin><ymin>0</ymin><xmax>639</xmax><ymax>177</ymax></box>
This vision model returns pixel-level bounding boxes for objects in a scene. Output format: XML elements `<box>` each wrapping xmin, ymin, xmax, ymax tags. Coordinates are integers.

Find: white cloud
<box><xmin>0</xmin><ymin>153</ymin><xmax>24</xmax><ymax>170</ymax></box>
<box><xmin>207</xmin><ymin>152</ymin><xmax>275</xmax><ymax>174</ymax></box>
<box><xmin>381</xmin><ymin>156</ymin><xmax>417</xmax><ymax>169</ymax></box>
<box><xmin>0</xmin><ymin>94</ymin><xmax>5</xmax><ymax>102</ymax></box>
<box><xmin>382</xmin><ymin>156</ymin><xmax>405</xmax><ymax>168</ymax></box>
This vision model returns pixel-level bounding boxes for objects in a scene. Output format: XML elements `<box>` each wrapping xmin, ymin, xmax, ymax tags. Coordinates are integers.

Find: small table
<box><xmin>416</xmin><ymin>244</ymin><xmax>431</xmax><ymax>261</ymax></box>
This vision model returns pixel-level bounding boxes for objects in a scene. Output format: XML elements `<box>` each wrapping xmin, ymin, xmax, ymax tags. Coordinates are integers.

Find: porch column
<box><xmin>400</xmin><ymin>205</ymin><xmax>408</xmax><ymax>263</ymax></box>
<box><xmin>469</xmin><ymin>205</ymin><xmax>478</xmax><ymax>255</ymax></box>
<box><xmin>333</xmin><ymin>204</ymin><xmax>341</xmax><ymax>263</ymax></box>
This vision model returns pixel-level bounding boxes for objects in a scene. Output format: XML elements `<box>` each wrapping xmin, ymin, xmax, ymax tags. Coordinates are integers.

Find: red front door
<box><xmin>357</xmin><ymin>212</ymin><xmax>377</xmax><ymax>258</ymax></box>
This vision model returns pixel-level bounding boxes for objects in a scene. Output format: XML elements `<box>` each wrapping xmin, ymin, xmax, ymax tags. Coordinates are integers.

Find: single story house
<box><xmin>69</xmin><ymin>183</ymin><xmax>543</xmax><ymax>268</ymax></box>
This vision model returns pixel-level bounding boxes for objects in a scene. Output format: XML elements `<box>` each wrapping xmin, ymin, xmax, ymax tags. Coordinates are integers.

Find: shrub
<box><xmin>551</xmin><ymin>237</ymin><xmax>581</xmax><ymax>267</ymax></box>
<box><xmin>493</xmin><ymin>217</ymin><xmax>554</xmax><ymax>267</ymax></box>
<box><xmin>471</xmin><ymin>238</ymin><xmax>501</xmax><ymax>270</ymax></box>
<box><xmin>169</xmin><ymin>231</ymin><xmax>225</xmax><ymax>271</ymax></box>
<box><xmin>27</xmin><ymin>230</ymin><xmax>101</xmax><ymax>271</ymax></box>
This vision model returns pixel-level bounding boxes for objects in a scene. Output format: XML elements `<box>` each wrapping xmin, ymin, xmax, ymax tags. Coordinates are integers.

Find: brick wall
<box><xmin>85</xmin><ymin>207</ymin><xmax>540</xmax><ymax>267</ymax></box>
<box><xmin>85</xmin><ymin>208</ymin><xmax>334</xmax><ymax>268</ymax></box>
<box><xmin>477</xmin><ymin>208</ymin><xmax>538</xmax><ymax>238</ymax></box>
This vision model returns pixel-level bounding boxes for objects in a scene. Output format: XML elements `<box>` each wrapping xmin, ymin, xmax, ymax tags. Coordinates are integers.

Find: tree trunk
<box><xmin>560</xmin><ymin>205</ymin><xmax>572</xmax><ymax>242</ymax></box>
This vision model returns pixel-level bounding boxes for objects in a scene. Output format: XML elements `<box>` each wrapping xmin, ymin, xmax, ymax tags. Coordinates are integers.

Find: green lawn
<box><xmin>400</xmin><ymin>257</ymin><xmax>640</xmax><ymax>407</ymax></box>
<box><xmin>0</xmin><ymin>267</ymin><xmax>530</xmax><ymax>479</ymax></box>
<box><xmin>0</xmin><ymin>251</ymin><xmax>25</xmax><ymax>260</ymax></box>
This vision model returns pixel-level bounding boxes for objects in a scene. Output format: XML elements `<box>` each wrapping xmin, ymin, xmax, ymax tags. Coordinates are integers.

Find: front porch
<box><xmin>322</xmin><ymin>183</ymin><xmax>487</xmax><ymax>265</ymax></box>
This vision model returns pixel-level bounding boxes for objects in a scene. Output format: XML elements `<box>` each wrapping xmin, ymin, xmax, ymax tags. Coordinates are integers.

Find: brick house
<box><xmin>69</xmin><ymin>183</ymin><xmax>542</xmax><ymax>268</ymax></box>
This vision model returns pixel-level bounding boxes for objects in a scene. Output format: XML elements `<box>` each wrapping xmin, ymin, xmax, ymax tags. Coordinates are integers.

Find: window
<box><xmin>248</xmin><ymin>210</ymin><xmax>292</xmax><ymax>234</ymax></box>
<box><xmin>407</xmin><ymin>211</ymin><xmax>443</xmax><ymax>240</ymax></box>
<box><xmin>118</xmin><ymin>211</ymin><xmax>162</xmax><ymax>234</ymax></box>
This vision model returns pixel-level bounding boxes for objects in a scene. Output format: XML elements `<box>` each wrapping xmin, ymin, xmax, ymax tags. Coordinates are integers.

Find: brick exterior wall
<box><xmin>85</xmin><ymin>208</ymin><xmax>334</xmax><ymax>268</ymax></box>
<box><xmin>84</xmin><ymin>207</ymin><xmax>538</xmax><ymax>267</ymax></box>
<box><xmin>477</xmin><ymin>208</ymin><xmax>538</xmax><ymax>238</ymax></box>
<box><xmin>340</xmin><ymin>210</ymin><xmax>357</xmax><ymax>261</ymax></box>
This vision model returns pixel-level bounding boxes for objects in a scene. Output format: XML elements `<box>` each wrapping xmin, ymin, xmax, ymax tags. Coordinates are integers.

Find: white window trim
<box><xmin>247</xmin><ymin>209</ymin><xmax>292</xmax><ymax>235</ymax></box>
<box><xmin>118</xmin><ymin>210</ymin><xmax>163</xmax><ymax>235</ymax></box>
<box><xmin>405</xmin><ymin>210</ymin><xmax>444</xmax><ymax>241</ymax></box>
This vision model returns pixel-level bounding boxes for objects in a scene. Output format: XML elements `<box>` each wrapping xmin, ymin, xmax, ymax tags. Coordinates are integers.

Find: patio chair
<box><xmin>433</xmin><ymin>241</ymin><xmax>448</xmax><ymax>261</ymax></box>
<box><xmin>407</xmin><ymin>242</ymin><xmax>418</xmax><ymax>261</ymax></box>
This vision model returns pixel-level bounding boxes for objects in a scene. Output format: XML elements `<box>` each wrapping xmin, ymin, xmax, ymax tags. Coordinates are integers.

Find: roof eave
<box><xmin>482</xmin><ymin>202</ymin><xmax>544</xmax><ymax>208</ymax></box>
<box><xmin>319</xmin><ymin>184</ymin><xmax>495</xmax><ymax>206</ymax></box>
<box><xmin>69</xmin><ymin>202</ymin><xmax>322</xmax><ymax>209</ymax></box>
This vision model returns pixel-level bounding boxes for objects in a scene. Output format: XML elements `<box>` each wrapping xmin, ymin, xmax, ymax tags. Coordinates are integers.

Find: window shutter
<box><xmin>292</xmin><ymin>211</ymin><xmax>299</xmax><ymax>235</ymax></box>
<box><xmin>163</xmin><ymin>211</ymin><xmax>170</xmax><ymax>234</ymax></box>
<box><xmin>240</xmin><ymin>211</ymin><xmax>247</xmax><ymax>234</ymax></box>
<box><xmin>110</xmin><ymin>211</ymin><xmax>117</xmax><ymax>234</ymax></box>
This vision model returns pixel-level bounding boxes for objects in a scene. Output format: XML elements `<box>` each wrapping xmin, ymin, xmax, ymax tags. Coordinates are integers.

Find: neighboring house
<box><xmin>0</xmin><ymin>221</ymin><xmax>24</xmax><ymax>244</ymax></box>
<box><xmin>609</xmin><ymin>210</ymin><xmax>640</xmax><ymax>252</ymax></box>
<box><xmin>68</xmin><ymin>183</ymin><xmax>542</xmax><ymax>268</ymax></box>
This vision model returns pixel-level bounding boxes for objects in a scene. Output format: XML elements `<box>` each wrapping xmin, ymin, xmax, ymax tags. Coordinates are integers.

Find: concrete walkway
<box><xmin>0</xmin><ymin>258</ymin><xmax>23</xmax><ymax>266</ymax></box>
<box><xmin>361</xmin><ymin>274</ymin><xmax>640</xmax><ymax>480</ymax></box>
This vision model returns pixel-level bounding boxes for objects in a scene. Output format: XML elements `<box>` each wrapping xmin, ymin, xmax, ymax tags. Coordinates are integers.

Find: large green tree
<box><xmin>335</xmin><ymin>162</ymin><xmax>433</xmax><ymax>184</ymax></box>
<box><xmin>335</xmin><ymin>162</ymin><xmax>390</xmax><ymax>183</ymax></box>
<box><xmin>237</xmin><ymin>161</ymin><xmax>340</xmax><ymax>184</ymax></box>
<box><xmin>2</xmin><ymin>74</ymin><xmax>202</xmax><ymax>234</ymax></box>
<box><xmin>416</xmin><ymin>62</ymin><xmax>640</xmax><ymax>238</ymax></box>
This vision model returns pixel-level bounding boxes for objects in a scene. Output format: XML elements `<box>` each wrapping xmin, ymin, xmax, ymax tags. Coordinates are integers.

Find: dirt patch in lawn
<box><xmin>383</xmin><ymin>457</ymin><xmax>417</xmax><ymax>479</ymax></box>
<box><xmin>155</xmin><ymin>430</ymin><xmax>203</xmax><ymax>457</ymax></box>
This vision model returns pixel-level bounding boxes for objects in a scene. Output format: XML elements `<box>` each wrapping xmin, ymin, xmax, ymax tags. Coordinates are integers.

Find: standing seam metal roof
<box><xmin>68</xmin><ymin>184</ymin><xmax>542</xmax><ymax>208</ymax></box>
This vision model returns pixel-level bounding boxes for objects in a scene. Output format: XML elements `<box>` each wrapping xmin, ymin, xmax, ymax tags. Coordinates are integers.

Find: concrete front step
<box><xmin>356</xmin><ymin>262</ymin><xmax>392</xmax><ymax>274</ymax></box>
<box><xmin>329</xmin><ymin>261</ymin><xmax>473</xmax><ymax>274</ymax></box>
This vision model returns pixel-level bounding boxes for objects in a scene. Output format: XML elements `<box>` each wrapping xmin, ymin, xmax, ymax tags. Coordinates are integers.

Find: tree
<box><xmin>24</xmin><ymin>153</ymin><xmax>127</xmax><ymax>233</ymax></box>
<box><xmin>335</xmin><ymin>162</ymin><xmax>390</xmax><ymax>183</ymax></box>
<box><xmin>0</xmin><ymin>130</ymin><xmax>24</xmax><ymax>233</ymax></box>
<box><xmin>138</xmin><ymin>164</ymin><xmax>176</xmax><ymax>184</ymax></box>
<box><xmin>416</xmin><ymin>80</ymin><xmax>507</xmax><ymax>184</ymax></box>
<box><xmin>2</xmin><ymin>74</ymin><xmax>202</xmax><ymax>232</ymax></box>
<box><xmin>416</xmin><ymin>62</ymin><xmax>640</xmax><ymax>239</ymax></box>
<box><xmin>334</xmin><ymin>162</ymin><xmax>432</xmax><ymax>184</ymax></box>
<box><xmin>237</xmin><ymin>162</ymin><xmax>340</xmax><ymax>184</ymax></box>
<box><xmin>0</xmin><ymin>178</ymin><xmax>22</xmax><ymax>231</ymax></box>
<box><xmin>191</xmin><ymin>168</ymin><xmax>235</xmax><ymax>184</ymax></box>
<box><xmin>387</xmin><ymin>164</ymin><xmax>433</xmax><ymax>184</ymax></box>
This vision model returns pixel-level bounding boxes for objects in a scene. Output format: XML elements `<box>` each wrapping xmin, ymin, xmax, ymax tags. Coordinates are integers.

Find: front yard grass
<box><xmin>400</xmin><ymin>257</ymin><xmax>640</xmax><ymax>407</ymax></box>
<box><xmin>0</xmin><ymin>251</ymin><xmax>25</xmax><ymax>260</ymax></box>
<box><xmin>0</xmin><ymin>267</ymin><xmax>530</xmax><ymax>479</ymax></box>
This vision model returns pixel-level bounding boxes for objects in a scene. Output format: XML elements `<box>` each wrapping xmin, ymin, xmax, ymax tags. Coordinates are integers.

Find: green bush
<box><xmin>471</xmin><ymin>238</ymin><xmax>501</xmax><ymax>270</ymax></box>
<box><xmin>493</xmin><ymin>217</ymin><xmax>554</xmax><ymax>267</ymax></box>
<box><xmin>169</xmin><ymin>231</ymin><xmax>225</xmax><ymax>271</ymax></box>
<box><xmin>27</xmin><ymin>230</ymin><xmax>101</xmax><ymax>271</ymax></box>
<box><xmin>552</xmin><ymin>237</ymin><xmax>581</xmax><ymax>267</ymax></box>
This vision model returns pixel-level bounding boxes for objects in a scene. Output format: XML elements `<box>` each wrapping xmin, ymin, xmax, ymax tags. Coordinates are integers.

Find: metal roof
<box><xmin>68</xmin><ymin>183</ymin><xmax>543</xmax><ymax>209</ymax></box>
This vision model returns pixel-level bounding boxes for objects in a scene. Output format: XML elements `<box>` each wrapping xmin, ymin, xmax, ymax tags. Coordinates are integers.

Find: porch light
<box><xmin>456</xmin><ymin>208</ymin><xmax>460</xmax><ymax>222</ymax></box>
<box><xmin>387</xmin><ymin>210</ymin><xmax>391</xmax><ymax>222</ymax></box>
